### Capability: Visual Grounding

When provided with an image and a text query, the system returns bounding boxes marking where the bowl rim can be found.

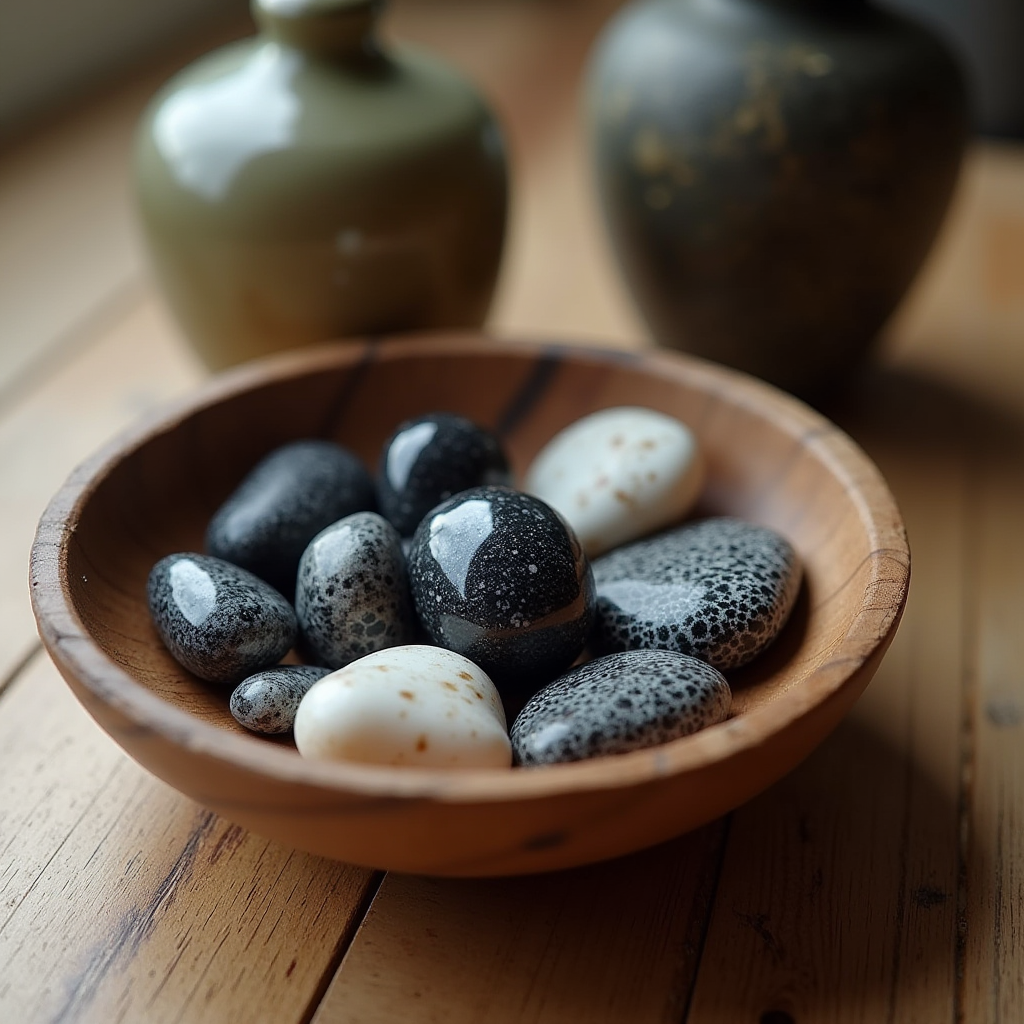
[30,334,910,804]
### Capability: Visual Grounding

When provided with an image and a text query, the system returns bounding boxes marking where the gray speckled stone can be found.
[592,517,801,670]
[296,512,417,669]
[206,440,375,598]
[511,650,730,765]
[230,665,331,734]
[147,553,297,685]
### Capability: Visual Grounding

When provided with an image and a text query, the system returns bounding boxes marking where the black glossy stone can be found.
[592,517,801,670]
[147,553,297,685]
[230,665,331,735]
[377,413,510,536]
[511,650,731,765]
[206,439,375,597]
[296,512,418,669]
[407,486,595,705]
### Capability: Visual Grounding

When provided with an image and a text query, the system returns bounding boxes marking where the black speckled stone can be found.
[296,512,418,668]
[206,439,375,598]
[230,665,331,735]
[377,413,511,536]
[511,650,731,765]
[147,553,297,685]
[407,486,595,706]
[592,517,801,670]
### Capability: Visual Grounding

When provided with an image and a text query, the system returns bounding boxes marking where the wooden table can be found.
[2,3,1023,1021]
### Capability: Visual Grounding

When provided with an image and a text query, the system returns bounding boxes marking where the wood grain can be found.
[684,373,970,1023]
[314,824,726,1024]
[390,0,645,347]
[0,296,203,685]
[961,416,1024,1022]
[0,652,377,1024]
[0,15,250,404]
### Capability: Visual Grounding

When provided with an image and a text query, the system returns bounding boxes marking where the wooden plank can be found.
[0,652,378,1024]
[0,14,249,400]
[390,0,644,347]
[0,296,204,683]
[680,381,967,1022]
[882,143,1024,410]
[313,824,725,1024]
[960,420,1024,1022]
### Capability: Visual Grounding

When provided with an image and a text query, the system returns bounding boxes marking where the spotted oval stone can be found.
[524,406,704,557]
[592,517,801,670]
[377,413,511,536]
[147,553,297,684]
[407,486,595,708]
[296,512,418,669]
[511,650,731,765]
[230,665,331,734]
[206,439,375,597]
[293,646,511,768]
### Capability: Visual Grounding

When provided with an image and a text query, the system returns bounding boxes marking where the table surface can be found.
[2,3,1023,1022]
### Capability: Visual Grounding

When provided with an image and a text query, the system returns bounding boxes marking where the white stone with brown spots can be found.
[524,406,704,558]
[293,646,511,768]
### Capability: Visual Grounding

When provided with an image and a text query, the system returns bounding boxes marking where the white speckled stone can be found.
[293,646,512,768]
[524,406,704,557]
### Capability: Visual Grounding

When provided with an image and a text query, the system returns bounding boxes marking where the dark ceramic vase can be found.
[135,0,508,369]
[587,0,968,398]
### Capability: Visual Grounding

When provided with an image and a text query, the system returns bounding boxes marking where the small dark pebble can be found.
[206,439,375,597]
[511,650,731,765]
[230,665,332,735]
[377,413,510,536]
[147,553,297,685]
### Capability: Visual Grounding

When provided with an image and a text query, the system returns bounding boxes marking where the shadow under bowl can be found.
[30,334,910,876]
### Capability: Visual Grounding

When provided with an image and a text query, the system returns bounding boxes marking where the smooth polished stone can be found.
[592,517,801,670]
[230,665,331,735]
[148,553,297,684]
[407,486,595,704]
[377,412,511,536]
[525,405,704,557]
[293,646,511,768]
[511,650,731,765]
[296,512,417,669]
[206,439,375,597]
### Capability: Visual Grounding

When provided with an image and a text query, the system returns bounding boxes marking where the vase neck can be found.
[252,0,384,59]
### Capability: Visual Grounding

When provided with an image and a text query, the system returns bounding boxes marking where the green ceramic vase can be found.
[587,0,967,399]
[135,0,509,369]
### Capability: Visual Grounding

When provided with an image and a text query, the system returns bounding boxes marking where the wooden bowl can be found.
[30,335,909,876]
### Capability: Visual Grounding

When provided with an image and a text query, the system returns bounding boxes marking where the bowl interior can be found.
[60,337,892,772]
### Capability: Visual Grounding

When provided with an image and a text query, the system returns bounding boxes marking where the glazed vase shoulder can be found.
[587,0,967,399]
[135,0,509,369]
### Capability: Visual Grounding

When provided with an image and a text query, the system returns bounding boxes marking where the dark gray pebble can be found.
[511,650,731,765]
[296,512,418,668]
[592,517,801,670]
[407,486,595,707]
[230,665,331,735]
[377,413,510,536]
[206,439,375,597]
[147,553,297,684]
